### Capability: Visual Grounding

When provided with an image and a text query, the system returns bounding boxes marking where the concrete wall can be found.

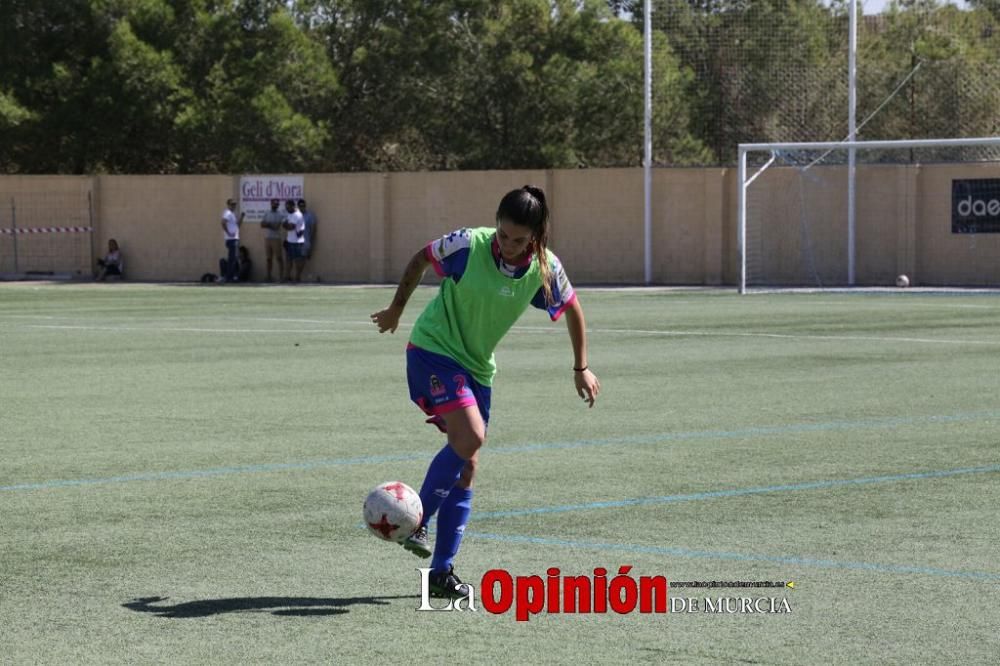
[917,164,1000,285]
[2,164,1000,285]
[96,175,231,281]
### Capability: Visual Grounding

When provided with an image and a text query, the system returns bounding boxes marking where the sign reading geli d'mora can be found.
[239,175,304,223]
[952,178,1000,233]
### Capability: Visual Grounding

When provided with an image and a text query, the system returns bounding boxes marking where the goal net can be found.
[738,137,1000,293]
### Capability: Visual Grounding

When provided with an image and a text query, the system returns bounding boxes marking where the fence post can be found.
[88,190,95,277]
[10,197,17,274]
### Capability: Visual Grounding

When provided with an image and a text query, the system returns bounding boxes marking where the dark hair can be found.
[270,199,279,206]
[285,199,296,207]
[496,186,553,303]
[297,199,306,206]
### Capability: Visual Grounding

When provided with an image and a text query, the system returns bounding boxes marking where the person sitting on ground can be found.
[218,245,253,284]
[236,245,252,283]
[96,239,123,281]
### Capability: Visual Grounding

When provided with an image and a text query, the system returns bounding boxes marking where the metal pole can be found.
[643,0,653,285]
[738,149,747,294]
[848,0,858,285]
[88,190,96,278]
[10,197,18,274]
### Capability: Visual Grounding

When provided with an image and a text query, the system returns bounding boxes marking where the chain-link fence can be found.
[649,0,1000,165]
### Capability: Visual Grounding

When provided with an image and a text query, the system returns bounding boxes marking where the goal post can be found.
[738,137,1000,293]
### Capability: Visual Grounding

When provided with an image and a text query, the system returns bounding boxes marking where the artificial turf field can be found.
[2,282,999,664]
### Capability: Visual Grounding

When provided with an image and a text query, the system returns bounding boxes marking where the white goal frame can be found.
[738,136,1000,294]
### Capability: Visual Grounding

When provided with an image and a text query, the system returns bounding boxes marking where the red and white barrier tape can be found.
[0,226,93,235]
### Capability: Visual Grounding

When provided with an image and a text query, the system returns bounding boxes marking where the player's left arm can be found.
[564,298,600,408]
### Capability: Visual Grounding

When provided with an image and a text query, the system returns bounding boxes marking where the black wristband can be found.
[573,366,588,372]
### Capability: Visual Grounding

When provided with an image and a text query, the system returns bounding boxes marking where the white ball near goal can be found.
[896,274,910,288]
[363,481,423,543]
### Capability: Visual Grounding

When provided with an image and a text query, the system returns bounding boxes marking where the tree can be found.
[173,3,339,172]
[648,0,842,163]
[858,0,1000,149]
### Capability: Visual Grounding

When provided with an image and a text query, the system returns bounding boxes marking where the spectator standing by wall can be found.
[221,198,244,283]
[283,199,306,283]
[298,198,318,279]
[261,198,286,282]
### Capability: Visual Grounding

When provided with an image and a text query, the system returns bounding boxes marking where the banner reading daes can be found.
[952,178,1000,233]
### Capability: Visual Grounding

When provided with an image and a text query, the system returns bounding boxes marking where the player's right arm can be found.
[370,248,431,334]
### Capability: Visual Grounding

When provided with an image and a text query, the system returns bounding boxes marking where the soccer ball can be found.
[363,481,423,543]
[896,274,910,288]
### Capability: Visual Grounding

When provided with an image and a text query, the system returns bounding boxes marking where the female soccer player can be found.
[370,185,601,598]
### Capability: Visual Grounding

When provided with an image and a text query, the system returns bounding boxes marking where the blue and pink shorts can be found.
[406,344,491,433]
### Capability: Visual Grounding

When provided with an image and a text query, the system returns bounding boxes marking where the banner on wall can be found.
[239,175,304,222]
[952,178,1000,233]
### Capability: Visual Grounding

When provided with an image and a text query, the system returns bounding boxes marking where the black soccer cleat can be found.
[402,525,432,559]
[428,566,472,599]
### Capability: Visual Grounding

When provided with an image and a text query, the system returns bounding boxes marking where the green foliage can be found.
[0,91,34,128]
[969,0,1000,21]
[1,0,996,173]
[858,1,1000,142]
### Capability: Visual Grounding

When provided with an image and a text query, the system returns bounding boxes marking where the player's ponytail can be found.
[497,185,554,305]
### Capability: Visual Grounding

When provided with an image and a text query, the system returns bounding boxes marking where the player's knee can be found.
[459,458,477,486]
[450,433,483,461]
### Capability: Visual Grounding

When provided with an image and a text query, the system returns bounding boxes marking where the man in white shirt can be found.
[220,198,244,283]
[282,199,306,283]
[298,197,317,263]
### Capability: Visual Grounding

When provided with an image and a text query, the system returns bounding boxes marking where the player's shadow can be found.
[122,594,417,618]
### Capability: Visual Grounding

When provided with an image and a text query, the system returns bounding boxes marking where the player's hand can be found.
[370,306,402,334]
[575,369,600,408]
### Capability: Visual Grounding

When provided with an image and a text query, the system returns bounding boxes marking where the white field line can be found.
[248,317,372,325]
[511,325,1000,346]
[3,314,372,324]
[16,321,1000,346]
[775,300,995,310]
[23,324,363,334]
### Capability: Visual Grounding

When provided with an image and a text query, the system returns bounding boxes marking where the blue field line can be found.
[471,464,1000,521]
[2,409,999,493]
[464,532,1000,582]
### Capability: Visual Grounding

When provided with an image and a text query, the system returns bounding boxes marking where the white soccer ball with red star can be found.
[363,481,423,543]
